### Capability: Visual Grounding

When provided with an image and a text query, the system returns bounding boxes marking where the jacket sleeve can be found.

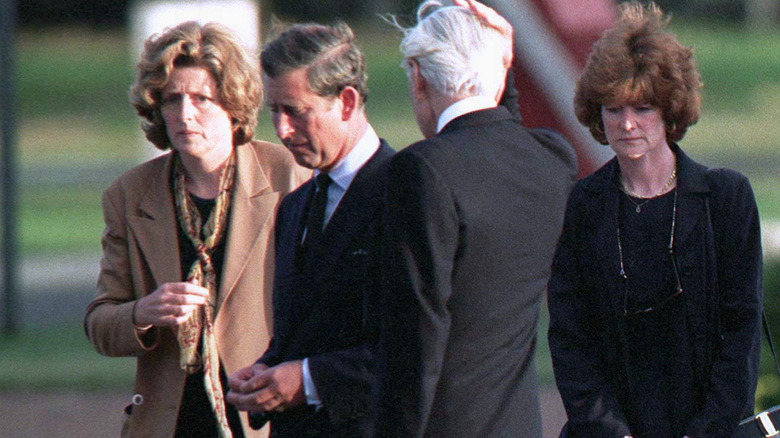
[83,185,160,357]
[374,150,460,437]
[308,344,376,425]
[547,187,633,437]
[256,195,297,369]
[686,169,762,438]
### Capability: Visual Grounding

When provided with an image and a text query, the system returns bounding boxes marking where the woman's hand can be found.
[133,281,209,328]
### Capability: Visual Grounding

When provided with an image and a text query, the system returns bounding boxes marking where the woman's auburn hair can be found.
[129,21,262,150]
[574,1,703,145]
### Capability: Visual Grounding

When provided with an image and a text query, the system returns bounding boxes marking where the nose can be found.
[619,109,635,131]
[274,112,294,141]
[178,96,198,120]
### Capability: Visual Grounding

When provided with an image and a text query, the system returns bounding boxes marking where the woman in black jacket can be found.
[547,3,762,437]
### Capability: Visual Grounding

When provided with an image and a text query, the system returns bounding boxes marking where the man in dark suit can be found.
[227,22,394,438]
[374,1,577,436]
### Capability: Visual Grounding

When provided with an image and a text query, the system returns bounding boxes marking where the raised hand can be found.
[132,281,209,328]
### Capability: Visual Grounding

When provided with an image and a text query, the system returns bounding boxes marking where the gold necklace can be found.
[620,167,677,213]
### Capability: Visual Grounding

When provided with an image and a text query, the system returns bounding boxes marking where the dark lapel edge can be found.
[311,142,394,281]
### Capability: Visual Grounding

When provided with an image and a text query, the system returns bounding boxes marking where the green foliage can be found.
[0,324,134,391]
[670,21,780,176]
[672,21,780,112]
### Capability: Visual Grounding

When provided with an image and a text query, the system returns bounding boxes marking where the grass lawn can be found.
[5,18,780,393]
[0,324,135,391]
[15,20,780,257]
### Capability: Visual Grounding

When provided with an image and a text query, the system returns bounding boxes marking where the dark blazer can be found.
[375,106,577,437]
[547,146,762,437]
[250,141,394,438]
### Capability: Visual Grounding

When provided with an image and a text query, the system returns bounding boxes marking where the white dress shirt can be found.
[302,124,381,407]
[436,95,497,134]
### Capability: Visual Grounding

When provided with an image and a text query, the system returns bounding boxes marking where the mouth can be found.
[284,141,309,151]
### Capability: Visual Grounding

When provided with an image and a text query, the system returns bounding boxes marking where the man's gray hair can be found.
[399,0,508,100]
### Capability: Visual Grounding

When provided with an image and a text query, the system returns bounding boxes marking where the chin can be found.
[292,155,317,170]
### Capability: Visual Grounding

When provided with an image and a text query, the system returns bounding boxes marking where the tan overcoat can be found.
[84,140,309,438]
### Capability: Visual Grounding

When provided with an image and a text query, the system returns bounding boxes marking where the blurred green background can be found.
[2,0,780,414]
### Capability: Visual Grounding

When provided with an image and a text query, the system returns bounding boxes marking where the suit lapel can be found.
[218,144,278,310]
[310,143,391,281]
[127,153,181,289]
[598,187,625,317]
[585,159,630,318]
[672,147,710,249]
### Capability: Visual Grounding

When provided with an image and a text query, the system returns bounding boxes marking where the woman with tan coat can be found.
[84,21,307,437]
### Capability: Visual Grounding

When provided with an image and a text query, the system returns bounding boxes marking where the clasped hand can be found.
[227,361,306,413]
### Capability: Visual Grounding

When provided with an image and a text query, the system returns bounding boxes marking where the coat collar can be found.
[308,140,394,281]
[584,144,712,317]
[130,153,180,289]
[584,144,711,250]
[128,143,276,309]
[219,142,276,309]
[580,144,710,196]
[438,105,514,135]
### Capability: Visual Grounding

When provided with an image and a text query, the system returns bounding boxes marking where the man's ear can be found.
[494,67,509,104]
[338,86,360,121]
[409,59,427,100]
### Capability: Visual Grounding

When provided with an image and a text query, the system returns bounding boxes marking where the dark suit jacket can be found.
[375,107,577,437]
[547,146,762,438]
[251,141,395,438]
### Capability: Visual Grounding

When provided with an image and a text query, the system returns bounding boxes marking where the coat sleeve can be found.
[84,185,160,357]
[374,150,460,437]
[686,170,763,438]
[547,187,633,437]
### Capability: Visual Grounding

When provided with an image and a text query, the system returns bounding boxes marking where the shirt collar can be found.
[437,96,497,133]
[314,124,380,191]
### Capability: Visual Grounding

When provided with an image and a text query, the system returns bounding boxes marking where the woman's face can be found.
[601,103,668,161]
[161,66,233,165]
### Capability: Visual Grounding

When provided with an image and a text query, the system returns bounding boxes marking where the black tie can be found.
[303,173,332,254]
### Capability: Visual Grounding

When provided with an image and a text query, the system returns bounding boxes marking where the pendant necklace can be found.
[623,196,652,214]
[620,167,677,213]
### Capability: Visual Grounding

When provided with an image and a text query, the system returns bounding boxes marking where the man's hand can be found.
[227,361,306,413]
[133,281,209,328]
[228,363,269,390]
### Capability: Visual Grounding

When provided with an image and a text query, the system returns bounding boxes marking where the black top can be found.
[174,194,244,437]
[178,195,227,280]
[619,191,694,437]
[548,146,762,437]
